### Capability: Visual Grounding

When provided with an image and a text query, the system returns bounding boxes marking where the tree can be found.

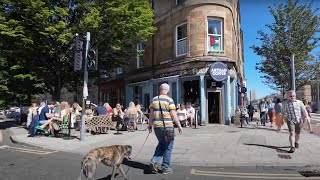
[0,0,155,102]
[251,0,320,95]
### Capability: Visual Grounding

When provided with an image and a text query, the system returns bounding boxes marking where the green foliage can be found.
[0,0,155,105]
[251,0,320,93]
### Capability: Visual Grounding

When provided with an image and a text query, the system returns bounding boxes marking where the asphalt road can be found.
[1,116,320,180]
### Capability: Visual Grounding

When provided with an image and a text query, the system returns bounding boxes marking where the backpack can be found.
[28,114,40,137]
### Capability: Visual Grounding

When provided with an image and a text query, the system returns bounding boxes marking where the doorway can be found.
[207,90,221,124]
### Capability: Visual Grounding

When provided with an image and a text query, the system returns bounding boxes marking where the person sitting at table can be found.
[113,103,124,129]
[125,102,138,130]
[177,102,188,127]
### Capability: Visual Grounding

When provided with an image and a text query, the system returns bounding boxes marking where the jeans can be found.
[151,127,174,169]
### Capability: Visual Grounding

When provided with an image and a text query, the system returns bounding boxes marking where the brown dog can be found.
[78,145,132,180]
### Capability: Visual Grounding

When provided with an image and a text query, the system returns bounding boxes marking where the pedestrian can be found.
[282,90,309,153]
[148,83,183,175]
[247,102,255,122]
[27,103,38,128]
[258,99,268,126]
[274,98,283,132]
[303,100,313,134]
[267,99,275,127]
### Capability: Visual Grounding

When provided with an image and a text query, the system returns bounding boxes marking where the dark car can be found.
[14,104,30,125]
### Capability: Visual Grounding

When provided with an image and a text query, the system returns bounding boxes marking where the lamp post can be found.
[80,32,90,141]
[317,63,320,114]
[290,54,295,91]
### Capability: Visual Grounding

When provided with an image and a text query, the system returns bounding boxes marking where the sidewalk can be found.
[7,117,320,167]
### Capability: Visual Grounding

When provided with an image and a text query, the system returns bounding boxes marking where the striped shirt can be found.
[150,95,176,127]
[283,100,305,124]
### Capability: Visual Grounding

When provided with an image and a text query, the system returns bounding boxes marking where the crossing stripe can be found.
[190,169,320,179]
[0,145,57,155]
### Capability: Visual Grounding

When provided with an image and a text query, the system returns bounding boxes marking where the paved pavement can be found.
[4,113,320,167]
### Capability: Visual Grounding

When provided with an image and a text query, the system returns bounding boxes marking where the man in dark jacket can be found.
[247,102,255,122]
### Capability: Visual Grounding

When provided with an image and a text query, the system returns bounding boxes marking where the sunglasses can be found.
[289,95,295,97]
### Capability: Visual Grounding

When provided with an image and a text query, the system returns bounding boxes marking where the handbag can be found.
[158,96,175,141]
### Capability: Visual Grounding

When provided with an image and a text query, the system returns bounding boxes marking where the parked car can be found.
[5,107,19,118]
[14,105,30,125]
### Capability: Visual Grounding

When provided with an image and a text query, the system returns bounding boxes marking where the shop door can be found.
[207,90,221,124]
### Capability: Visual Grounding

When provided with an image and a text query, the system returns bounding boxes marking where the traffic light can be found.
[74,38,84,72]
[87,49,98,71]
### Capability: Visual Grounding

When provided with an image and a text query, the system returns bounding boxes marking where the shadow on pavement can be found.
[0,119,20,130]
[244,143,291,153]
[123,159,154,174]
[97,159,153,180]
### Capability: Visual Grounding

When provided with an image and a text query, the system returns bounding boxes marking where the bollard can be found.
[194,109,199,129]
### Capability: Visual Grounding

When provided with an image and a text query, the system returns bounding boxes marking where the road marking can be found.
[0,145,57,155]
[190,169,320,179]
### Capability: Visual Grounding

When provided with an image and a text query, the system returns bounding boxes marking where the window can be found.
[176,0,184,5]
[116,67,123,74]
[208,19,223,53]
[176,23,187,56]
[137,43,144,68]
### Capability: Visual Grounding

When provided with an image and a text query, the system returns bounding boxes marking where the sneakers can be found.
[162,167,173,174]
[35,126,44,131]
[289,147,295,153]
[149,162,158,174]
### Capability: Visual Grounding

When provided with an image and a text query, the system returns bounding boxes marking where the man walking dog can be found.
[148,83,182,174]
[282,90,309,153]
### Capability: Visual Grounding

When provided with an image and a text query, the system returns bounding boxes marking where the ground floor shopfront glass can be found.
[125,74,238,125]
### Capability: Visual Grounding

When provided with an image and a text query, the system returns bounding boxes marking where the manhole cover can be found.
[299,170,320,177]
[278,154,292,159]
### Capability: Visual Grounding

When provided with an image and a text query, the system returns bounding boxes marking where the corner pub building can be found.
[99,0,245,125]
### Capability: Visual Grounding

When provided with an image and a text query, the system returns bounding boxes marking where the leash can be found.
[125,131,151,175]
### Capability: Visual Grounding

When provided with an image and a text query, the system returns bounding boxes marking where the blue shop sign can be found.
[209,62,228,81]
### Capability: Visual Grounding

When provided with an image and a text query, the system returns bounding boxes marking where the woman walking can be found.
[274,98,283,132]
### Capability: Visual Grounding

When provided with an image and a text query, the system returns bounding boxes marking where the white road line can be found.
[0,145,57,155]
[190,169,320,179]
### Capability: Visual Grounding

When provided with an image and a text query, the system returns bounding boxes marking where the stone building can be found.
[99,0,245,125]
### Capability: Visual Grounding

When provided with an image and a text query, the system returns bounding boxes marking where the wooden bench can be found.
[85,115,115,134]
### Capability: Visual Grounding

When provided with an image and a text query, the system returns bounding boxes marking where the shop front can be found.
[124,61,238,125]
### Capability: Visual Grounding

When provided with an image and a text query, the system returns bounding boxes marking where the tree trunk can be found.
[52,72,61,101]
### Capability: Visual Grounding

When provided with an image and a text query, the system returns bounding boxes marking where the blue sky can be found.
[240,0,320,99]
[240,0,281,99]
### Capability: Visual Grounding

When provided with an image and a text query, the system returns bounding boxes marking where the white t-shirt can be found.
[187,107,195,118]
[177,109,187,121]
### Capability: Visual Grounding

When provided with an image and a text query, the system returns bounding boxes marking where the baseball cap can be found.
[160,83,170,91]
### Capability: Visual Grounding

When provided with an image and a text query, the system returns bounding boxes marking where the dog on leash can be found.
[78,145,132,180]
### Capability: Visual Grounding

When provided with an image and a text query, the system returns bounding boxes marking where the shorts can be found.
[286,120,303,134]
[39,120,49,124]
[127,118,135,123]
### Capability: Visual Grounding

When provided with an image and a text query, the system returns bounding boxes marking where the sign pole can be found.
[80,32,90,141]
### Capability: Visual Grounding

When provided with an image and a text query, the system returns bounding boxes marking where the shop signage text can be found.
[157,67,209,78]
[209,62,228,81]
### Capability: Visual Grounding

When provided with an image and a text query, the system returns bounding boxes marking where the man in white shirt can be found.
[259,99,268,126]
[186,102,195,127]
[282,90,309,153]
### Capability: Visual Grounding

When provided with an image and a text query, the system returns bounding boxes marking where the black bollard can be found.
[63,112,75,140]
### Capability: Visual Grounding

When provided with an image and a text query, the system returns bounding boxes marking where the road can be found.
[1,116,320,180]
